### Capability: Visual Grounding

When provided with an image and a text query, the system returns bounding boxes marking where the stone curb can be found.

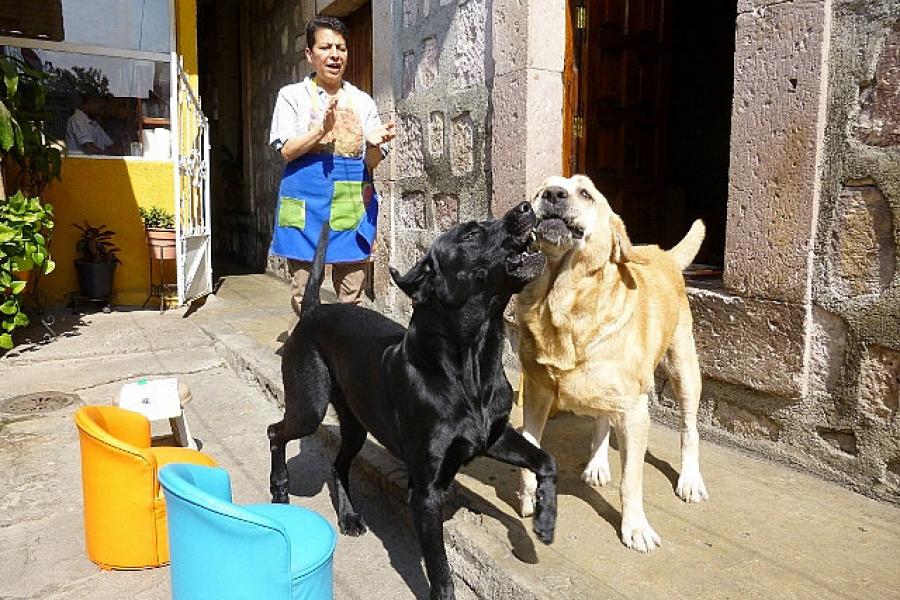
[200,322,547,600]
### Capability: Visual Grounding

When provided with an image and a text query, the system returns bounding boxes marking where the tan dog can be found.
[515,174,708,553]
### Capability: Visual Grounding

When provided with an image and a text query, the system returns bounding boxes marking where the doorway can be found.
[197,0,253,276]
[342,2,373,96]
[568,0,736,267]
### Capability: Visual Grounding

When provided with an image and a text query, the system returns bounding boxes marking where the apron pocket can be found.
[329,181,365,231]
[278,197,306,229]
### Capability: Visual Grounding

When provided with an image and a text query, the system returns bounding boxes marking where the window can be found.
[0,0,174,159]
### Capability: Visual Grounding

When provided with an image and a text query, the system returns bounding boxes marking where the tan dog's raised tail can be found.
[515,174,708,553]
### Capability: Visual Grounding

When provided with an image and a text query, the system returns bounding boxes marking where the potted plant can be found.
[73,221,120,299]
[138,206,176,260]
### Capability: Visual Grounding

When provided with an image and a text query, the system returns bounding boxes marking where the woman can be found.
[269,16,395,312]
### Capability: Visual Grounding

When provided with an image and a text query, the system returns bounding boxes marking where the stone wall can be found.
[654,0,899,505]
[387,0,492,314]
[810,0,900,501]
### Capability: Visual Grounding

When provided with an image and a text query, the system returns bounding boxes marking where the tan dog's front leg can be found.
[518,374,554,518]
[581,415,612,487]
[612,398,661,553]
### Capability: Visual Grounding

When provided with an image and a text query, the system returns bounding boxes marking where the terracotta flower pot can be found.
[145,227,176,260]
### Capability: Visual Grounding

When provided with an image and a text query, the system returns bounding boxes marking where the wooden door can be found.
[573,0,671,244]
[343,2,373,96]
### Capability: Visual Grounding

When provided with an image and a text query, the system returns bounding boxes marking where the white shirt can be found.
[65,108,113,154]
[269,75,387,157]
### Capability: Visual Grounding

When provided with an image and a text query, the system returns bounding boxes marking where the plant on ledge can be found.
[138,206,175,230]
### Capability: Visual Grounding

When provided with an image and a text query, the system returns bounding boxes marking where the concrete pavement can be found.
[2,273,899,599]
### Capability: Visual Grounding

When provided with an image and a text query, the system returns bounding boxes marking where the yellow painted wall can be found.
[38,0,199,307]
[42,159,175,306]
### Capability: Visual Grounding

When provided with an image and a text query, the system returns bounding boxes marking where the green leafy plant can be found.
[138,206,175,229]
[0,191,55,349]
[0,55,63,197]
[74,222,121,264]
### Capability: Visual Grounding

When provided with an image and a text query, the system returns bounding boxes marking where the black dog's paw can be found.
[532,510,556,545]
[338,513,368,536]
[271,490,290,504]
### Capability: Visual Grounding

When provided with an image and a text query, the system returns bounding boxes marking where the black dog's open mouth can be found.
[505,204,546,281]
[535,217,584,246]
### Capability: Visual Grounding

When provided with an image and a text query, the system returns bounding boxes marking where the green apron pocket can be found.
[278,197,306,229]
[329,181,365,231]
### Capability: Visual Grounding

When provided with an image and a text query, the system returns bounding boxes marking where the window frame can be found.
[0,0,177,161]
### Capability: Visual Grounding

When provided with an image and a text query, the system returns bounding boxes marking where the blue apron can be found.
[271,153,378,263]
[270,81,379,263]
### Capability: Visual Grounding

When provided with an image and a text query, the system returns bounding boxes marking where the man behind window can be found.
[65,94,114,155]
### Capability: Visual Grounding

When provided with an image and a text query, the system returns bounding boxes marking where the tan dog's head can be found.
[531,174,639,264]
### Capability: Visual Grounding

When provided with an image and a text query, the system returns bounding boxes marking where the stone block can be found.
[525,69,564,197]
[491,0,527,76]
[402,50,416,98]
[526,0,565,72]
[827,185,896,298]
[857,345,900,420]
[855,21,900,146]
[725,2,828,302]
[428,112,445,157]
[396,114,424,178]
[417,37,439,89]
[491,70,527,216]
[453,0,486,89]
[403,0,417,27]
[713,401,781,441]
[688,286,806,398]
[399,191,427,229]
[451,113,475,175]
[808,306,848,395]
[281,24,290,55]
[434,193,460,231]
[422,0,430,19]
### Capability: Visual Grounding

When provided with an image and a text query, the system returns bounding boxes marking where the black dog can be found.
[268,201,557,600]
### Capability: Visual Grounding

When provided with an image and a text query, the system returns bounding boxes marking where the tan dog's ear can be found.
[610,214,640,264]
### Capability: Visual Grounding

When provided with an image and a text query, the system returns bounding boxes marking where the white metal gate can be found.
[172,56,212,305]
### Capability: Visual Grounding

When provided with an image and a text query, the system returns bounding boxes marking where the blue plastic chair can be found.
[158,463,336,600]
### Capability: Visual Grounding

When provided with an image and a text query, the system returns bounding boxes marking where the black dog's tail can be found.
[300,224,331,318]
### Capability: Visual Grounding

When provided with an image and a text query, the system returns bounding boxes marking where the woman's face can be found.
[305,28,347,88]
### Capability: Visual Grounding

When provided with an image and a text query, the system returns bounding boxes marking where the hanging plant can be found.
[1,54,60,351]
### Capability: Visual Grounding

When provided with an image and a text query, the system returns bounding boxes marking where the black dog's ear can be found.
[389,254,434,303]
[390,253,457,305]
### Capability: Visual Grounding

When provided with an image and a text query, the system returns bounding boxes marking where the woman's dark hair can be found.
[306,16,348,49]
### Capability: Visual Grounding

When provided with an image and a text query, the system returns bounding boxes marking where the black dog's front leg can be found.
[486,425,557,544]
[409,486,455,600]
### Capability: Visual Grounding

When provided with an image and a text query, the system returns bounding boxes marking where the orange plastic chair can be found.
[74,405,216,569]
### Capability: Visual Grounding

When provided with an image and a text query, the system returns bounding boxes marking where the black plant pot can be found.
[74,260,117,300]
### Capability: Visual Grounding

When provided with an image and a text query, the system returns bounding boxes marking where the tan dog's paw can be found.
[620,517,661,553]
[676,470,709,503]
[580,461,611,487]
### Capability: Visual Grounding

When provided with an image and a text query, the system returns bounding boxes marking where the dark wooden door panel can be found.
[343,2,373,96]
[578,0,670,242]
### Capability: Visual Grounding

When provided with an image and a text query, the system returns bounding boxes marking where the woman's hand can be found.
[366,120,396,148]
[321,97,338,136]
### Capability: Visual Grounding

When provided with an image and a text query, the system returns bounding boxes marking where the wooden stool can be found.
[113,378,196,449]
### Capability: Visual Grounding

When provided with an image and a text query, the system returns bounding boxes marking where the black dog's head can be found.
[389,201,545,308]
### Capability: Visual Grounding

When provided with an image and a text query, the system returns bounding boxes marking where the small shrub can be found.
[138,206,175,229]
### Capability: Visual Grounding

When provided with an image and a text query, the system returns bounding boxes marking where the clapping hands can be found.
[366,121,396,148]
